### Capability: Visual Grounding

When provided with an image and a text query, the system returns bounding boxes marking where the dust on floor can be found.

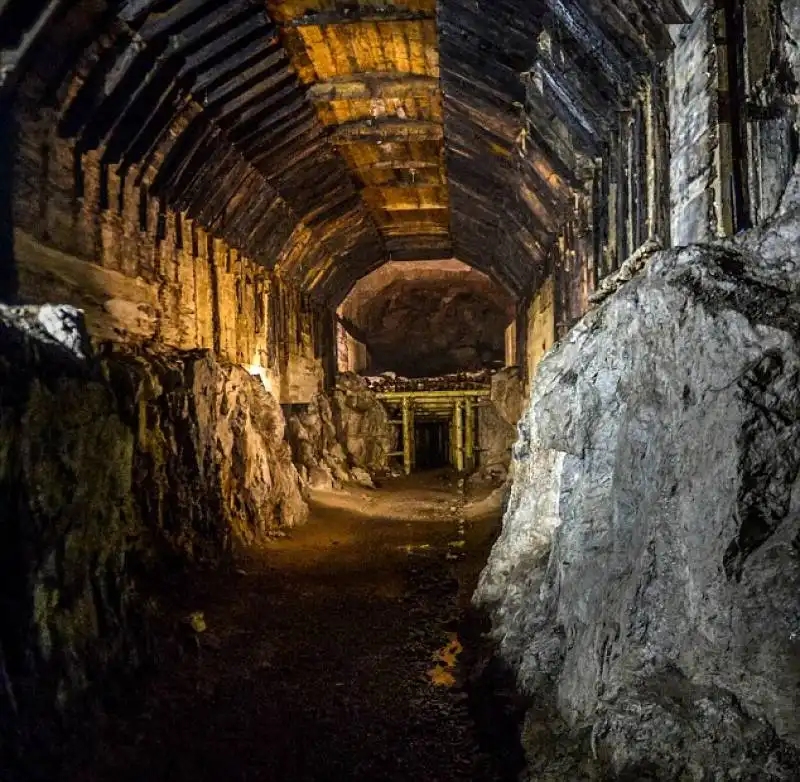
[56,470,519,782]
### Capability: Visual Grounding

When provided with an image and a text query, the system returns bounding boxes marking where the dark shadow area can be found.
[0,96,18,301]
[42,478,517,782]
[459,608,530,782]
[415,421,450,470]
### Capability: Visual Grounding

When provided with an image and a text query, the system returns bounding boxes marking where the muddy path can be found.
[57,471,523,782]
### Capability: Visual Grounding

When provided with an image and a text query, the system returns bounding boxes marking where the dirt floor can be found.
[56,470,525,782]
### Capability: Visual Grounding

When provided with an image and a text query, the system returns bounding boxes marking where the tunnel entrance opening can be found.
[378,389,488,475]
[414,421,450,471]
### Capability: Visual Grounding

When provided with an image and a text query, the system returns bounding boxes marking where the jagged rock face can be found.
[331,373,394,473]
[288,373,394,487]
[476,199,800,779]
[106,349,308,557]
[477,367,525,481]
[358,278,509,377]
[0,308,306,761]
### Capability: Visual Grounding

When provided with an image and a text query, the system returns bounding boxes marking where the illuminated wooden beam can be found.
[330,120,443,144]
[279,9,434,26]
[375,203,449,211]
[353,160,440,172]
[308,74,439,102]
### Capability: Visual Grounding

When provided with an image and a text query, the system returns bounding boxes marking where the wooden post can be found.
[402,396,412,476]
[465,397,475,471]
[453,399,464,472]
[409,399,416,472]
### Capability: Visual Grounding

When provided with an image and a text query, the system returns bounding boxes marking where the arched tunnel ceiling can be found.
[1,0,690,304]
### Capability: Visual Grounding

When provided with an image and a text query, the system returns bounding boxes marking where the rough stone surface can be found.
[331,373,394,473]
[476,191,800,779]
[340,260,514,378]
[489,367,525,430]
[475,368,525,482]
[0,307,307,765]
[288,373,394,487]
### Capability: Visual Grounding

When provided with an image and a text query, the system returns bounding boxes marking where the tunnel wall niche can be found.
[340,260,515,378]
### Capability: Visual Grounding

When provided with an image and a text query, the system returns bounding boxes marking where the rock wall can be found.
[0,306,306,766]
[288,372,394,490]
[476,181,800,779]
[477,367,525,483]
[340,260,514,378]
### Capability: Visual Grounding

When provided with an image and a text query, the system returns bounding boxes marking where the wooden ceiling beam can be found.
[308,73,439,102]
[353,160,440,172]
[278,9,434,26]
[330,119,443,144]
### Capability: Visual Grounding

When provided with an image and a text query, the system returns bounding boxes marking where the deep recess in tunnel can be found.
[415,421,449,471]
[2,0,800,780]
[340,260,514,377]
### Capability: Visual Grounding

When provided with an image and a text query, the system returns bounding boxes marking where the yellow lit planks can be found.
[268,0,451,257]
[287,21,438,83]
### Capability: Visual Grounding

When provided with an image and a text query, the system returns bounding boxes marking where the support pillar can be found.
[465,398,475,471]
[453,399,464,473]
[402,396,413,476]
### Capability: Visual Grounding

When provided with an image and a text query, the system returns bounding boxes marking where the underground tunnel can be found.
[1,0,800,779]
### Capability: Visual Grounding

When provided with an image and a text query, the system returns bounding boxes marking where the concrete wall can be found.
[336,321,369,375]
[669,0,798,244]
[504,320,517,367]
[668,1,717,244]
[10,118,329,404]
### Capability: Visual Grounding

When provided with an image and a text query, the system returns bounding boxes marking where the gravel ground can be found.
[56,471,524,782]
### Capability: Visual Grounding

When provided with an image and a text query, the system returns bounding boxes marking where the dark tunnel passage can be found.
[2,0,800,780]
[414,421,450,471]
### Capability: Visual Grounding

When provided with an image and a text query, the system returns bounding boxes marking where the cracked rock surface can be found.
[0,308,307,766]
[476,179,800,780]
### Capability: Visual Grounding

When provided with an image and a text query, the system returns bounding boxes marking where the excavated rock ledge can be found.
[477,182,800,779]
[363,370,493,393]
[288,372,394,490]
[0,307,306,765]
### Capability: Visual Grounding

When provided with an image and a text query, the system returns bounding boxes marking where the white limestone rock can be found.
[0,303,91,359]
[476,193,800,780]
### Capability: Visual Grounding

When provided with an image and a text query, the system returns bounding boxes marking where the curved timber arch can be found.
[1,0,691,304]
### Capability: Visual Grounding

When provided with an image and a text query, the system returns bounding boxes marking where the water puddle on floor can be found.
[428,633,463,687]
[398,543,433,554]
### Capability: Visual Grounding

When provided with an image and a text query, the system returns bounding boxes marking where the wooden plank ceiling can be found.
[266,0,451,274]
[5,0,691,303]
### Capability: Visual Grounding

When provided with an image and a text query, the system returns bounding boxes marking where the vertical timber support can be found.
[409,401,416,472]
[402,396,413,476]
[465,398,475,472]
[453,399,464,473]
[376,391,490,474]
